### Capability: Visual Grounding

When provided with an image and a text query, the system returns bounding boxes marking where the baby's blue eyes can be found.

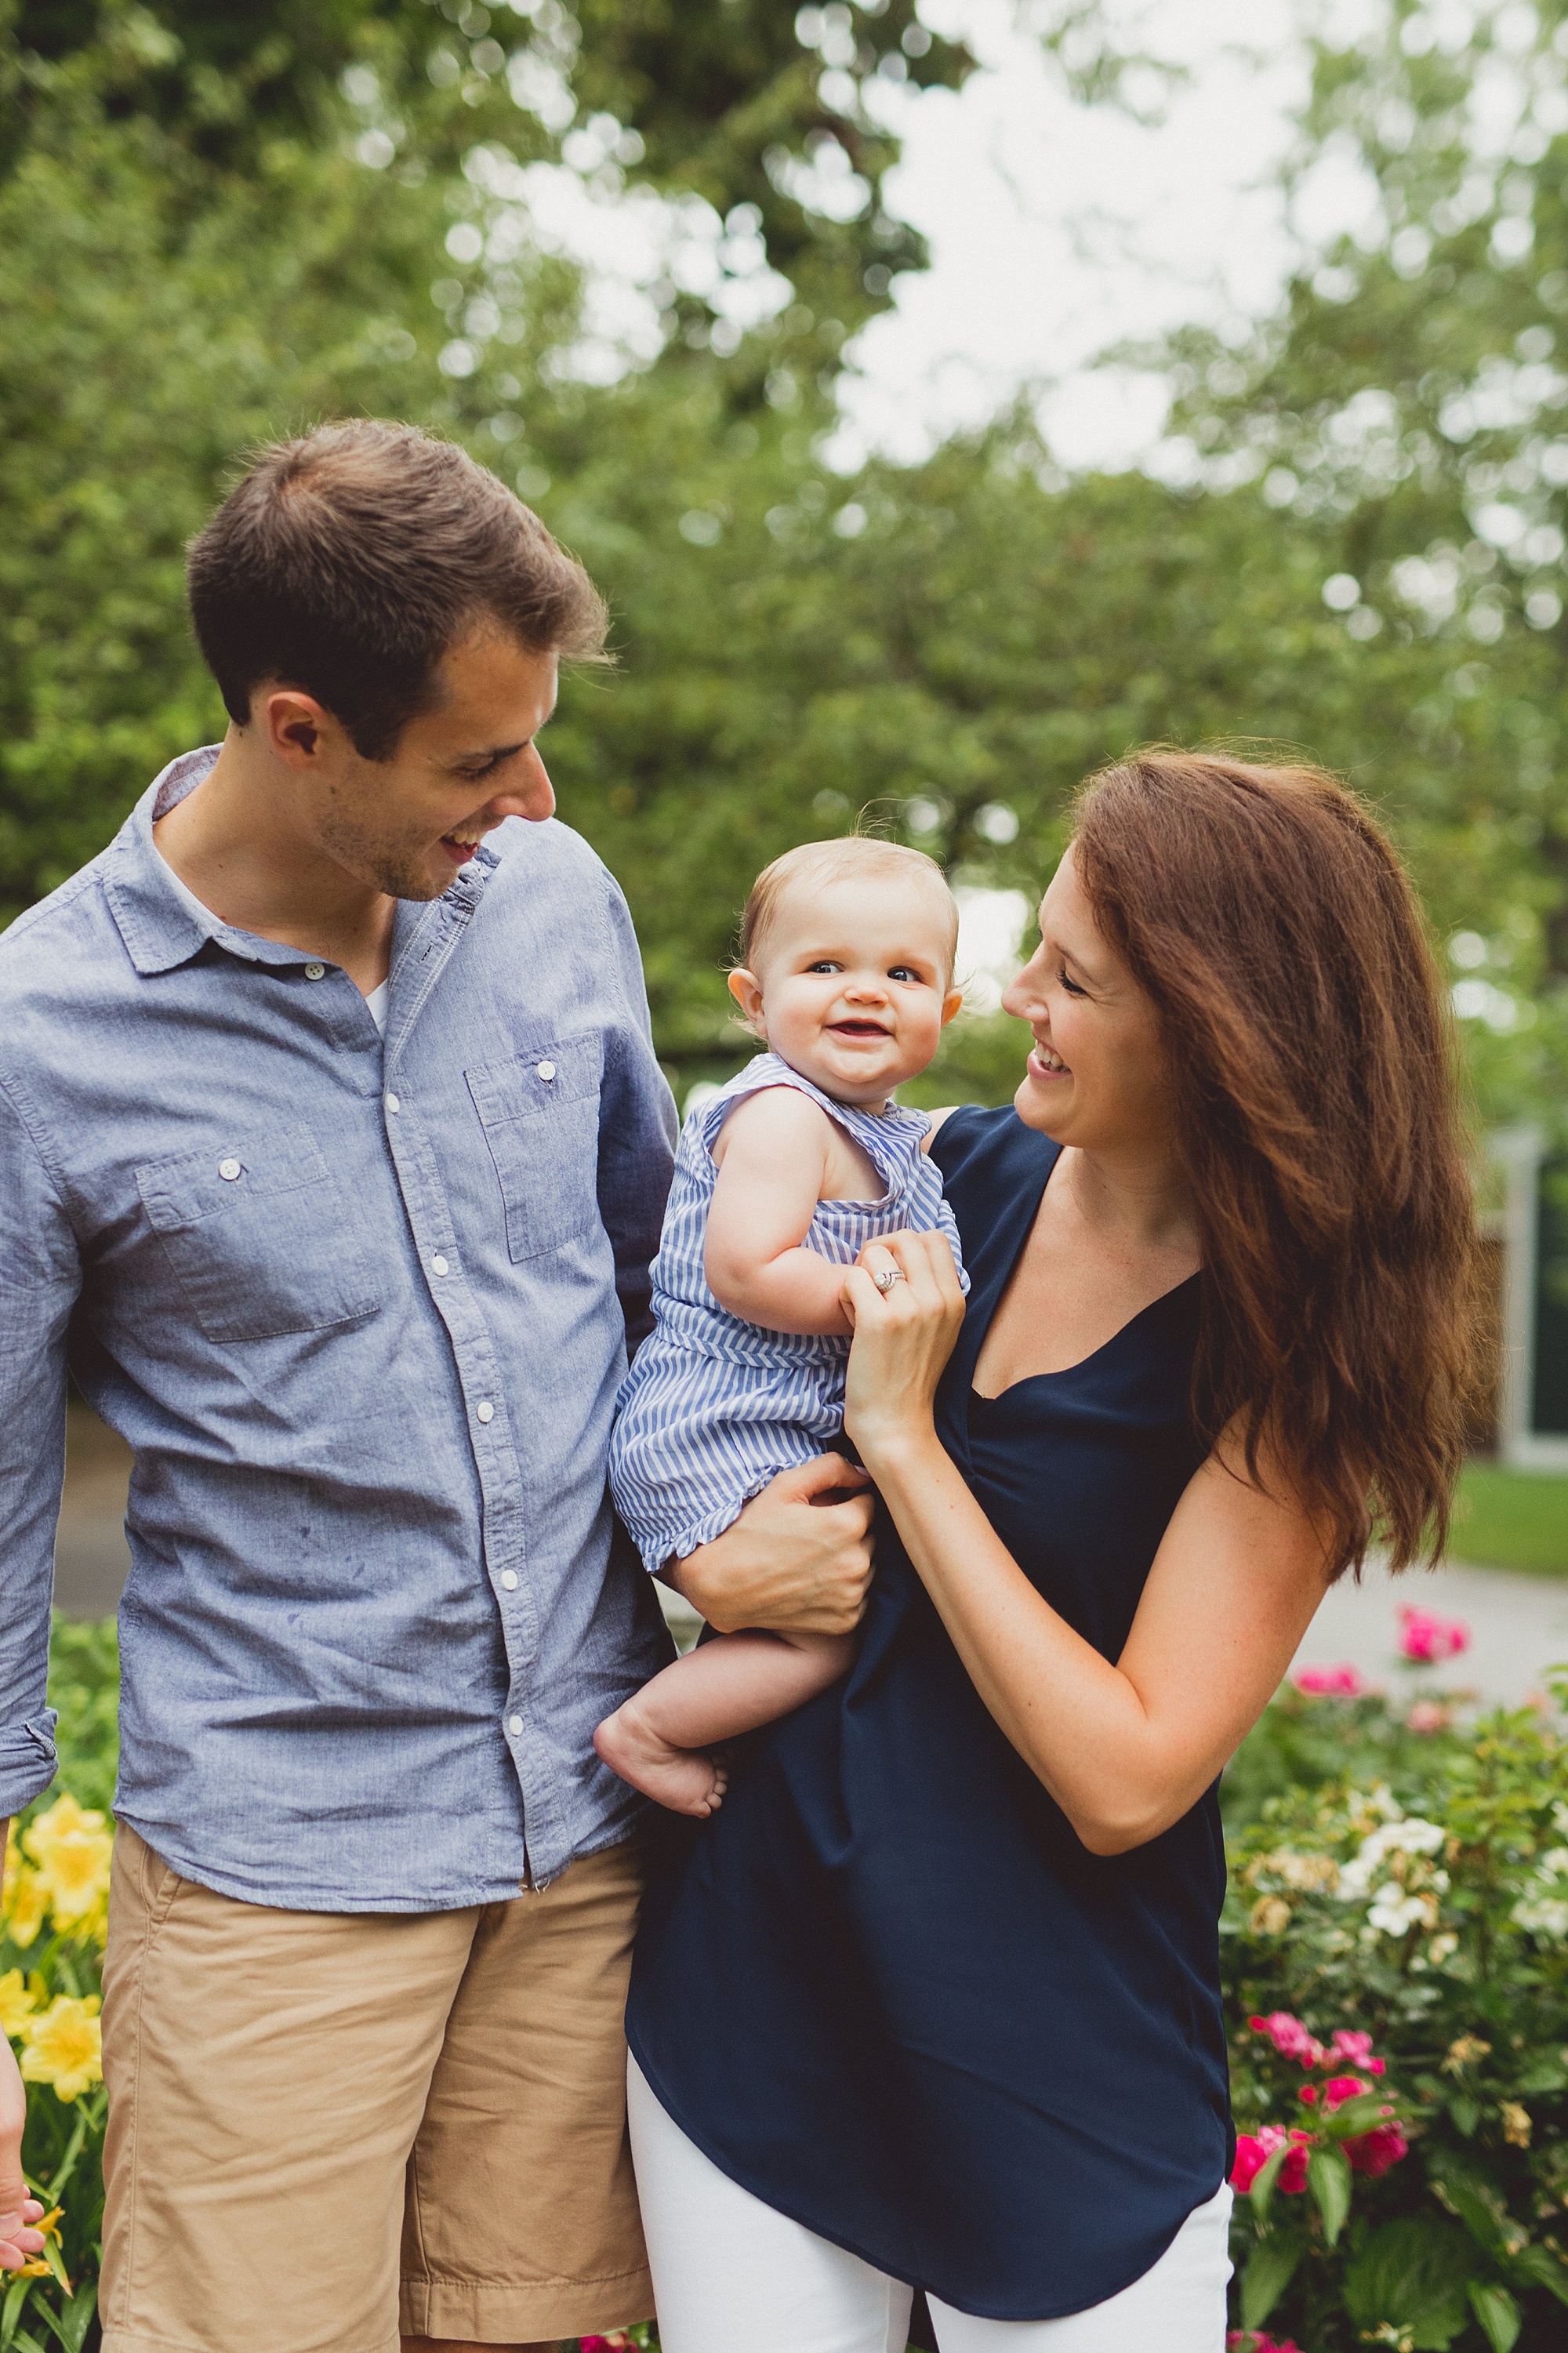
[804,960,926,983]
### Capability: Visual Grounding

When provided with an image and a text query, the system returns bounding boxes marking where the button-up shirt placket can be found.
[378,878,564,1882]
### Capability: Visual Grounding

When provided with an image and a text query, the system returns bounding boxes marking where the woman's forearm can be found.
[866,1434,1177,1853]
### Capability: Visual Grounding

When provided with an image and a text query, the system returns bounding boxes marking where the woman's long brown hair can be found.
[1072,750,1475,1579]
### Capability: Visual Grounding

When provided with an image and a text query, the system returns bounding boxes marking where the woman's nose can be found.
[1001,963,1046,1020]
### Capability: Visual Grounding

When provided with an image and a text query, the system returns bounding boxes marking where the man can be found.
[0,422,874,2353]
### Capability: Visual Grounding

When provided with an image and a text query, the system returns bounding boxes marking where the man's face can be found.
[267,627,560,902]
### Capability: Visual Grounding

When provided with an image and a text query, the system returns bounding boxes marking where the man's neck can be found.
[154,732,395,997]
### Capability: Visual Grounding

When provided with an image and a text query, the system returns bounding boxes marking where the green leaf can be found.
[59,2285,96,2353]
[1509,2242,1568,2308]
[1247,2139,1289,2224]
[1308,2143,1352,2246]
[1240,2230,1304,2331]
[0,2275,29,2353]
[1449,2095,1481,2137]
[1468,2280,1523,2353]
[1344,2217,1476,2351]
[1429,2162,1512,2262]
[32,2283,96,2353]
[1322,2091,1398,2139]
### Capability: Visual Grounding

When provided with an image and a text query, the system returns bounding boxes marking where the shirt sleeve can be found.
[596,869,678,1356]
[0,1076,77,1816]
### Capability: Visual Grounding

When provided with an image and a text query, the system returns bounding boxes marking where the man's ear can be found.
[258,685,338,770]
[727,967,768,1039]
[940,986,964,1028]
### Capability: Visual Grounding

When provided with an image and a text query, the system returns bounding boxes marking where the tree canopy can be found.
[2,0,1564,1131]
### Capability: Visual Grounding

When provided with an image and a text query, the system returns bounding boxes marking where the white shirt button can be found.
[536,1060,556,1082]
[476,1400,495,1424]
[385,1093,400,1114]
[304,962,326,981]
[430,1255,449,1277]
[507,1715,523,1736]
[500,1570,518,1591]
[218,1158,241,1182]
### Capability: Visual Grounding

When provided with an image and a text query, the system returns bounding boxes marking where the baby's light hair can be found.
[736,836,960,982]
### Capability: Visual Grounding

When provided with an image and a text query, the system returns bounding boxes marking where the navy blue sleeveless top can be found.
[626,1107,1231,2321]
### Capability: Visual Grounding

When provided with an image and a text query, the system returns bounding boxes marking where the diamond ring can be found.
[873,1267,906,1294]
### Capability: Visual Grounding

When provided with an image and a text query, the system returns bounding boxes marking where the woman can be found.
[627,752,1474,2351]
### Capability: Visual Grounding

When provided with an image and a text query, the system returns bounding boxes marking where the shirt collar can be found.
[103,746,499,979]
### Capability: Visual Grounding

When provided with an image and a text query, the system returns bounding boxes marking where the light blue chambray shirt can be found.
[0,749,678,1909]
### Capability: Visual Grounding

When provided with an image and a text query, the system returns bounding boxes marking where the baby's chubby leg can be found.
[594,1630,855,1818]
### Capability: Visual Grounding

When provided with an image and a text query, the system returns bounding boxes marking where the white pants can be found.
[628,2057,1233,2353]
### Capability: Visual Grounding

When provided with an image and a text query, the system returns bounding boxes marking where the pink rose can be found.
[1329,2030,1384,2074]
[1294,1662,1366,1697]
[1344,2119,1409,2177]
[1233,2123,1312,2194]
[1249,2012,1326,2066]
[1228,2337,1305,2353]
[1322,2074,1369,2112]
[1406,1698,1450,1733]
[1398,1605,1470,1664]
[1231,2133,1273,2192]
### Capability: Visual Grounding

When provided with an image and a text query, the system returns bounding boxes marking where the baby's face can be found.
[728,876,962,1106]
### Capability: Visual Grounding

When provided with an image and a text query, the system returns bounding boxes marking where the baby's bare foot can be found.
[595,1703,730,1819]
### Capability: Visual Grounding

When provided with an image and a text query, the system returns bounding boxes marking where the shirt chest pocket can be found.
[466,1035,603,1263]
[136,1124,380,1342]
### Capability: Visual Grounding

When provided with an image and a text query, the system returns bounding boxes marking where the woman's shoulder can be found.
[928,1102,1051,1182]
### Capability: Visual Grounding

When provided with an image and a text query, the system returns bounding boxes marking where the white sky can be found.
[835,0,1374,471]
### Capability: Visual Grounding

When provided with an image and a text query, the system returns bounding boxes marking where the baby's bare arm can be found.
[705,1089,852,1335]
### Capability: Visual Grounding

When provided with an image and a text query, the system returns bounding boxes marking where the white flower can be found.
[1513,1894,1568,1939]
[1367,1884,1436,1937]
[1512,1846,1568,1941]
[1338,1817,1446,1901]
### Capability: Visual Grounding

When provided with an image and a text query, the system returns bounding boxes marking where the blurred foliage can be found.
[1222,1682,1568,2348]
[44,1619,118,1819]
[2,0,1568,1131]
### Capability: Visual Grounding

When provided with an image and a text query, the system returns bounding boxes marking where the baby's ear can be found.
[727,967,768,1039]
[940,985,965,1028]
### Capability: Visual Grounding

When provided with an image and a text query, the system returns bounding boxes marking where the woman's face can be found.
[1003,848,1178,1156]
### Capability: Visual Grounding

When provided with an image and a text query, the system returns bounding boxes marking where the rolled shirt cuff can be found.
[0,1714,60,1819]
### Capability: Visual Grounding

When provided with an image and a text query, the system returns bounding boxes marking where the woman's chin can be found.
[1013,1068,1069,1137]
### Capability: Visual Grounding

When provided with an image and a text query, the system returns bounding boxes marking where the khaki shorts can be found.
[99,1825,652,2352]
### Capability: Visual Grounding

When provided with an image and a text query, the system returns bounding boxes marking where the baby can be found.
[597,835,968,1817]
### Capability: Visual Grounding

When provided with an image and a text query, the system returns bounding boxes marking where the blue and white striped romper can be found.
[609,1051,968,1574]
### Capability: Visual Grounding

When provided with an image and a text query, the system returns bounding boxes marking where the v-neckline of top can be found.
[958,1125,1201,1403]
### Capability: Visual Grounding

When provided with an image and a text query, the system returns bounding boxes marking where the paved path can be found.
[1293,1560,1568,1708]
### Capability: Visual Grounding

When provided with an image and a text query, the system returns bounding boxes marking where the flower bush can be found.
[1223,1673,1568,2351]
[0,1793,110,2353]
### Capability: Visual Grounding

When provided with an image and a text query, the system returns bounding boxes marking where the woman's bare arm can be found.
[840,1230,1330,1854]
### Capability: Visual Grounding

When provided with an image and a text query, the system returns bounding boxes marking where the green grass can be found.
[1449,1462,1568,1578]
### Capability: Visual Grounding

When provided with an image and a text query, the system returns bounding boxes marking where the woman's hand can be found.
[840,1230,966,1471]
[0,2034,44,2271]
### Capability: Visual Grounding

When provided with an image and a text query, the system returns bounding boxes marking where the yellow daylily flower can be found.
[20,1996,102,2103]
[23,1799,113,1928]
[2,1868,49,1952]
[0,1970,35,2039]
[8,2206,67,2289]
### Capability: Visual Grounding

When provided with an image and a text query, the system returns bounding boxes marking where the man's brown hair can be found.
[187,420,608,760]
[1073,749,1475,1580]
